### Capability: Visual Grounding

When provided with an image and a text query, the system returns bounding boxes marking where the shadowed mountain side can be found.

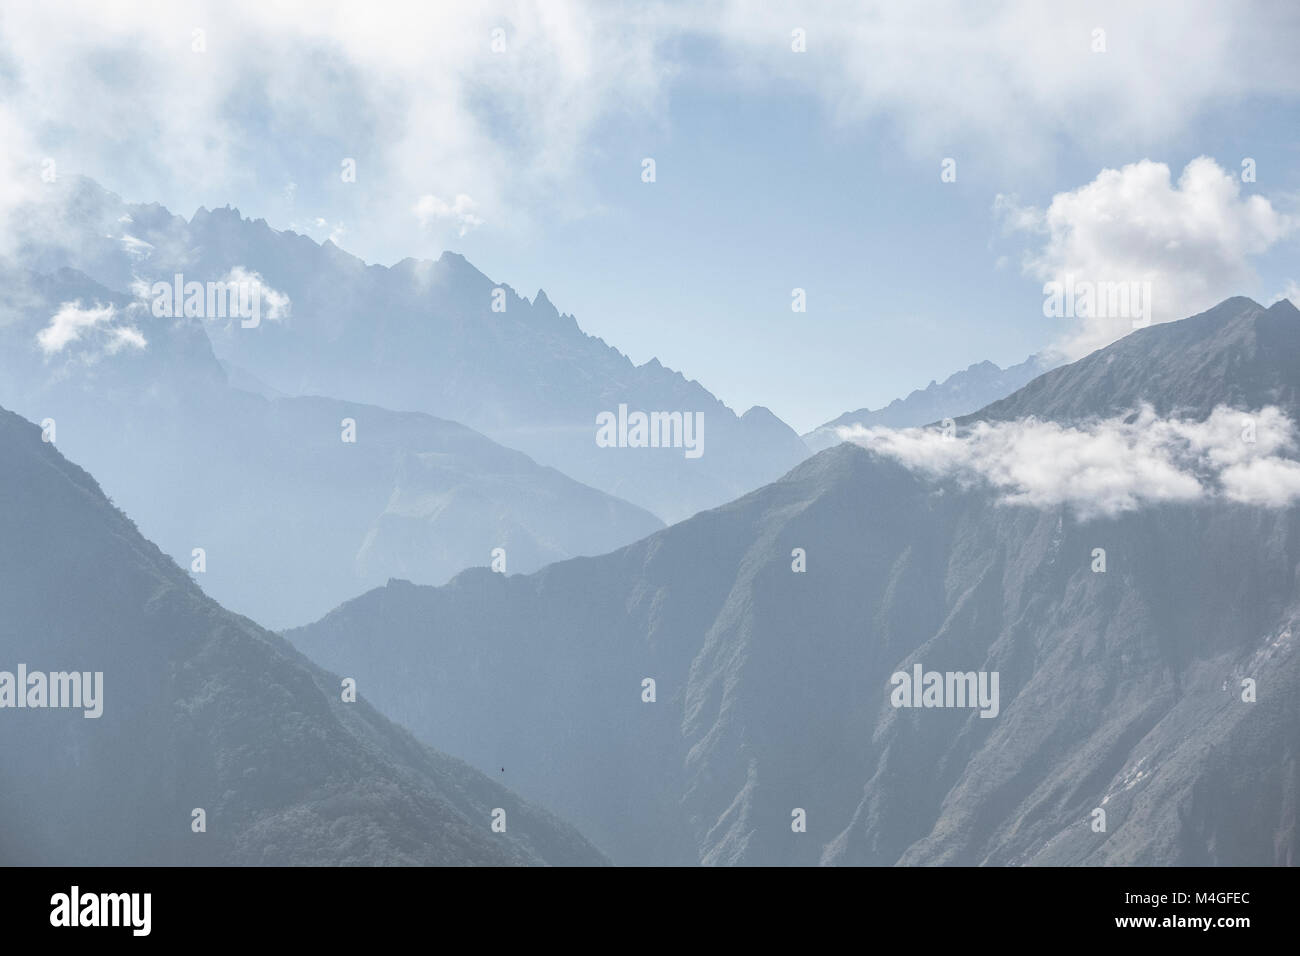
[0,405,607,866]
[964,297,1300,426]
[289,298,1300,866]
[290,441,1298,866]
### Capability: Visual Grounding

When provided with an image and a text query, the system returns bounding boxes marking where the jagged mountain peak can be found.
[533,288,557,313]
[7,176,810,522]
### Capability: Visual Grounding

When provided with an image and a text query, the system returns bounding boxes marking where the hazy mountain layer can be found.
[0,405,607,865]
[9,177,810,523]
[0,265,663,628]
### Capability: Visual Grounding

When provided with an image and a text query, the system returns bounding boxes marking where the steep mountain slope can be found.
[804,354,1053,452]
[0,405,607,866]
[967,297,1300,424]
[10,177,810,523]
[0,265,662,628]
[289,298,1300,866]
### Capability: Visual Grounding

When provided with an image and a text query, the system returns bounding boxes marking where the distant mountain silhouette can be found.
[804,354,1054,452]
[290,297,1300,865]
[9,177,810,523]
[0,405,606,865]
[0,264,662,628]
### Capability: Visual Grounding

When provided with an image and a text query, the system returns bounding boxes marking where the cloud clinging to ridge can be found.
[840,405,1300,518]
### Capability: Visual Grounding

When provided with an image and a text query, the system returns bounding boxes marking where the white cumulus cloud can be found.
[997,158,1294,359]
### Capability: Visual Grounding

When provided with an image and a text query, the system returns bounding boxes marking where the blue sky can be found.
[2,1,1299,431]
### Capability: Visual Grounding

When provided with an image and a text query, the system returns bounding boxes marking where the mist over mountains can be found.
[3,177,1297,869]
[289,297,1300,866]
[0,253,663,629]
[6,177,810,525]
[5,0,1300,892]
[0,405,606,865]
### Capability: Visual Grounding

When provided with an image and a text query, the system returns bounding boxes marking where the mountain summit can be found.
[967,297,1300,424]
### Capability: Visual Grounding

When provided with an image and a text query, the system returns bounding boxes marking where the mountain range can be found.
[6,175,1296,868]
[804,354,1055,452]
[0,263,663,628]
[289,297,1300,866]
[8,177,811,524]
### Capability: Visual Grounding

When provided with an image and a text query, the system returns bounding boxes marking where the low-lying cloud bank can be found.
[839,405,1300,517]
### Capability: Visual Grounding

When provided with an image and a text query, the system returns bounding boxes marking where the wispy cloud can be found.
[413,194,484,237]
[222,267,292,323]
[39,302,116,353]
[0,0,669,254]
[36,300,148,364]
[705,1,1300,162]
[2,1,1297,262]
